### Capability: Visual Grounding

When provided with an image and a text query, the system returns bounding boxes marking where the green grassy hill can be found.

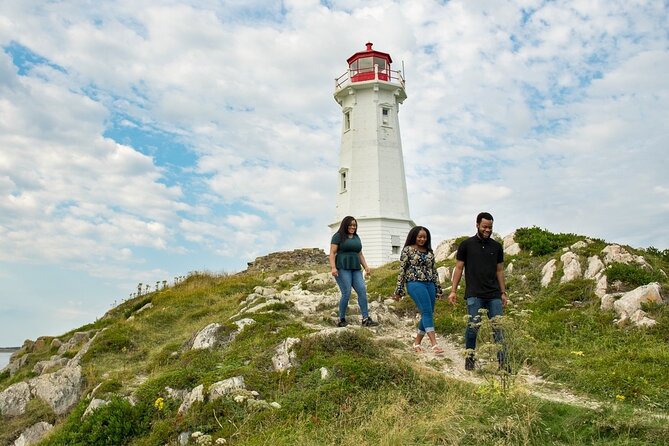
[1,228,669,445]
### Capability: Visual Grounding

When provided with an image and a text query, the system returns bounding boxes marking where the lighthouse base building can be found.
[329,43,414,267]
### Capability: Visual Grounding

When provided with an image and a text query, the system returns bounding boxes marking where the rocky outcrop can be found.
[437,266,449,284]
[33,356,69,375]
[235,280,340,321]
[178,384,204,414]
[57,331,93,355]
[246,248,328,272]
[595,275,607,298]
[584,256,605,280]
[541,259,557,287]
[601,244,649,268]
[190,323,222,350]
[0,382,31,416]
[29,365,83,415]
[503,232,521,256]
[83,398,110,418]
[612,282,663,327]
[560,252,582,283]
[12,421,53,446]
[434,239,457,262]
[271,338,301,372]
[209,376,246,400]
[0,331,100,417]
[0,364,83,416]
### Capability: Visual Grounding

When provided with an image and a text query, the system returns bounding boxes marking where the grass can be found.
[2,236,668,445]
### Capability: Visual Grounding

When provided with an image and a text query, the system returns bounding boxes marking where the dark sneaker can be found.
[465,356,475,371]
[361,317,379,327]
[337,319,349,327]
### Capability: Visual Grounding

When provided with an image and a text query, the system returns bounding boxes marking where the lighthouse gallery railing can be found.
[335,66,405,90]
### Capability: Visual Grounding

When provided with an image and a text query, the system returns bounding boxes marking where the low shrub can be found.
[606,262,663,288]
[515,226,582,256]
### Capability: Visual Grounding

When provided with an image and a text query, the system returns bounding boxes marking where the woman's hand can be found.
[364,266,371,277]
[331,268,338,278]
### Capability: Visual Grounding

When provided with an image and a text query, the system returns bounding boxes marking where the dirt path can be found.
[301,295,604,411]
[365,317,604,410]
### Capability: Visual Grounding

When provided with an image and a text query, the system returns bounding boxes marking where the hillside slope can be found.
[1,227,669,445]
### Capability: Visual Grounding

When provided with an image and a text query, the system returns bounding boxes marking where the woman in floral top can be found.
[394,226,444,353]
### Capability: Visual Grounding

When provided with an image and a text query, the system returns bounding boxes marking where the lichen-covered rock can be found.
[83,398,110,418]
[271,338,300,372]
[560,252,582,283]
[57,331,92,355]
[191,323,222,350]
[13,421,53,446]
[178,384,204,414]
[30,364,83,415]
[0,382,31,416]
[246,248,327,272]
[209,376,246,401]
[613,283,663,327]
[435,239,457,262]
[541,259,557,287]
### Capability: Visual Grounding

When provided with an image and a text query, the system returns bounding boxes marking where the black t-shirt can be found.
[456,235,504,299]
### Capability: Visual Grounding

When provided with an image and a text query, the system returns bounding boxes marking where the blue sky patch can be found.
[3,41,66,76]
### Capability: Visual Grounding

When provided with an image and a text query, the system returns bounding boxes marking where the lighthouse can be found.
[330,42,415,266]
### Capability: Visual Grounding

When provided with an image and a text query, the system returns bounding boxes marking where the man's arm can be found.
[496,262,507,306]
[448,260,465,304]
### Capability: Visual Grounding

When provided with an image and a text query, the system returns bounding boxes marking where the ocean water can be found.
[0,351,12,369]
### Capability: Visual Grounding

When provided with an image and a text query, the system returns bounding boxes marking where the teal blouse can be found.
[331,232,362,270]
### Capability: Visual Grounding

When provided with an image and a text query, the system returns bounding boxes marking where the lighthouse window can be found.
[391,235,401,255]
[339,169,348,193]
[344,111,351,131]
[382,107,390,125]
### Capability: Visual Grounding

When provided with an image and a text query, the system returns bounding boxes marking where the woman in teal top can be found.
[329,216,379,327]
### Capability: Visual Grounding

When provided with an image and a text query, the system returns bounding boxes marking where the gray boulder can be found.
[13,421,53,446]
[560,252,582,283]
[613,283,663,327]
[191,323,222,350]
[541,259,557,287]
[0,382,31,416]
[209,376,246,401]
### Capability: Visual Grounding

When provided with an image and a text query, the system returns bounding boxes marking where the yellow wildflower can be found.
[154,397,165,411]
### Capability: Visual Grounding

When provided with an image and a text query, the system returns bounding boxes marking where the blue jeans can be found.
[407,281,436,333]
[465,297,504,352]
[335,269,369,320]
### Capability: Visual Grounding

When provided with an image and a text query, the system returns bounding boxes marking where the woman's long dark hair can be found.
[403,226,433,252]
[336,216,357,241]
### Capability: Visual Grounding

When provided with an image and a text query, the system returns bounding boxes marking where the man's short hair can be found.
[476,212,494,224]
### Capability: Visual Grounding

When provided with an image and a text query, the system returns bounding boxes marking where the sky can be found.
[1,0,668,347]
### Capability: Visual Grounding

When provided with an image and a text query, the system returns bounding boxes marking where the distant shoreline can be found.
[0,347,20,353]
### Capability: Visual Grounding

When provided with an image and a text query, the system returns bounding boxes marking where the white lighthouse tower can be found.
[330,42,414,266]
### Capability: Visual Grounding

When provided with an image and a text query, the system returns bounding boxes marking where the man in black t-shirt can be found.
[448,212,508,371]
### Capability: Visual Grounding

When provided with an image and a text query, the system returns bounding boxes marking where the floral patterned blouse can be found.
[394,246,443,297]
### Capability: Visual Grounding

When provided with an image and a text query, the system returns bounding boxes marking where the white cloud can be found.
[0,0,668,345]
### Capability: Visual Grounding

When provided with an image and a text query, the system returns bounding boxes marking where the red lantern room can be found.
[347,42,392,82]
[335,42,405,94]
